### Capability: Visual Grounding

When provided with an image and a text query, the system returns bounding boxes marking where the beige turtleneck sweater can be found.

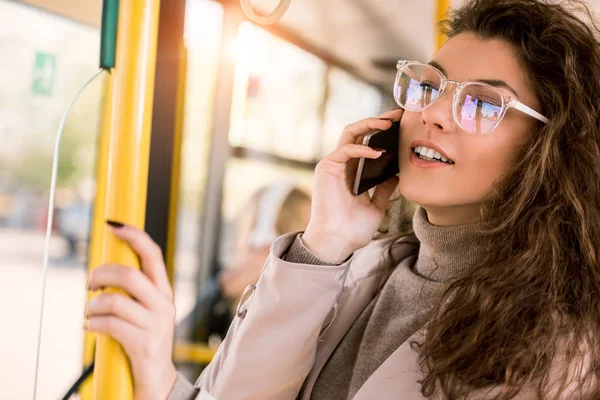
[284,207,482,400]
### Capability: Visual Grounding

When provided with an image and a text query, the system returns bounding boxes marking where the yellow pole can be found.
[173,341,217,365]
[165,44,188,284]
[84,0,161,398]
[80,74,113,400]
[436,0,451,50]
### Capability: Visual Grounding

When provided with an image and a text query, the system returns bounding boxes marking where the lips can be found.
[410,139,454,163]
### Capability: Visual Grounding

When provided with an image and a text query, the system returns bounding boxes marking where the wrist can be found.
[301,229,354,264]
[162,364,178,399]
[137,364,178,400]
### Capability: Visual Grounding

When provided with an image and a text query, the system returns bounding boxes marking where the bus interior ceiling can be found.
[248,0,441,88]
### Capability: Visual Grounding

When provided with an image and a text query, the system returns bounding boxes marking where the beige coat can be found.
[169,232,592,400]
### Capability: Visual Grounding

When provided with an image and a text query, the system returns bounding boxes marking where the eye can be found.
[471,95,502,108]
[420,81,439,91]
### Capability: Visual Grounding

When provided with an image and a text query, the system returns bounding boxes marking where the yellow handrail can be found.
[173,341,218,365]
[83,0,162,398]
[165,43,188,284]
[80,73,113,400]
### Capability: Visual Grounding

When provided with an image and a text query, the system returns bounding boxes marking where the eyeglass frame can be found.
[393,60,550,134]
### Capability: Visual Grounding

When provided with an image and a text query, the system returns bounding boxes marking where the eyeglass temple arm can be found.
[513,101,549,124]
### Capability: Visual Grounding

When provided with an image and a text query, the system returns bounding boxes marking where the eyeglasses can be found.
[393,60,549,135]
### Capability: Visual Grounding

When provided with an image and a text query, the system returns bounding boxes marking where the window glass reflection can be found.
[0,2,104,398]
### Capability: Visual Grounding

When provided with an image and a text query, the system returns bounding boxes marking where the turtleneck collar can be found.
[411,206,484,283]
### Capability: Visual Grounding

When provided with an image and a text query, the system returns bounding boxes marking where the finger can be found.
[377,108,404,120]
[88,264,161,309]
[337,118,392,148]
[85,316,141,357]
[337,109,403,148]
[86,293,152,329]
[327,144,384,164]
[371,175,400,212]
[106,221,173,299]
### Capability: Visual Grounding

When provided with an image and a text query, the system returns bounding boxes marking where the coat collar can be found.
[299,234,420,399]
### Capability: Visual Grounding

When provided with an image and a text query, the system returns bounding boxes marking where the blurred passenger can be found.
[177,180,311,349]
[220,180,312,306]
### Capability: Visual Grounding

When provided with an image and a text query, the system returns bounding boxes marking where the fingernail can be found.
[106,219,124,228]
[378,118,393,121]
[372,148,387,153]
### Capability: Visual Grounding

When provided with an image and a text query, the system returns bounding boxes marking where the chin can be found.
[399,184,480,214]
[400,194,449,210]
[398,176,450,209]
[400,181,487,224]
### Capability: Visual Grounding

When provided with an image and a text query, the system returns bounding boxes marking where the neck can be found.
[422,203,482,226]
[412,206,484,283]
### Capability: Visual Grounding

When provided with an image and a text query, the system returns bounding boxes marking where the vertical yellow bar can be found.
[83,0,161,398]
[80,74,113,400]
[436,0,451,50]
[165,44,188,285]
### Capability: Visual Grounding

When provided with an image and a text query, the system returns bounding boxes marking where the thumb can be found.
[371,175,399,212]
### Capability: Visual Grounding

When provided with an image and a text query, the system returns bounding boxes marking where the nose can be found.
[419,84,456,134]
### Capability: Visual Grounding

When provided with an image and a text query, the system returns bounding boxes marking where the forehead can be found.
[434,32,533,101]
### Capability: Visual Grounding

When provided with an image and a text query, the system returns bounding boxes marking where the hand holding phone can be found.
[301,110,402,264]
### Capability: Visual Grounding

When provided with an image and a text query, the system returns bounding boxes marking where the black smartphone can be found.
[352,121,400,196]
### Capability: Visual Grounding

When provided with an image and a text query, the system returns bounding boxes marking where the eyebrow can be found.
[428,60,520,98]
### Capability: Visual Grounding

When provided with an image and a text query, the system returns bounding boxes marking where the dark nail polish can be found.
[372,148,387,153]
[106,219,124,228]
[378,118,393,121]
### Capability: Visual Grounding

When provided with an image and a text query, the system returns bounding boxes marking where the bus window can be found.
[0,1,104,398]
[228,22,327,162]
[322,68,384,156]
[173,0,225,326]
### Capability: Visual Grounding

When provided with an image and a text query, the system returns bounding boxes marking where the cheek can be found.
[468,120,531,189]
[398,113,421,152]
[400,112,421,136]
[398,125,523,208]
[460,137,515,196]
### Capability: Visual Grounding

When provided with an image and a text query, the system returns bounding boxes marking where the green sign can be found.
[31,52,57,96]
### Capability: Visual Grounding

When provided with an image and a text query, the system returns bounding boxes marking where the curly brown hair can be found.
[395,0,600,398]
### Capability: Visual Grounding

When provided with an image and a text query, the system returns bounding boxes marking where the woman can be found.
[84,0,600,398]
